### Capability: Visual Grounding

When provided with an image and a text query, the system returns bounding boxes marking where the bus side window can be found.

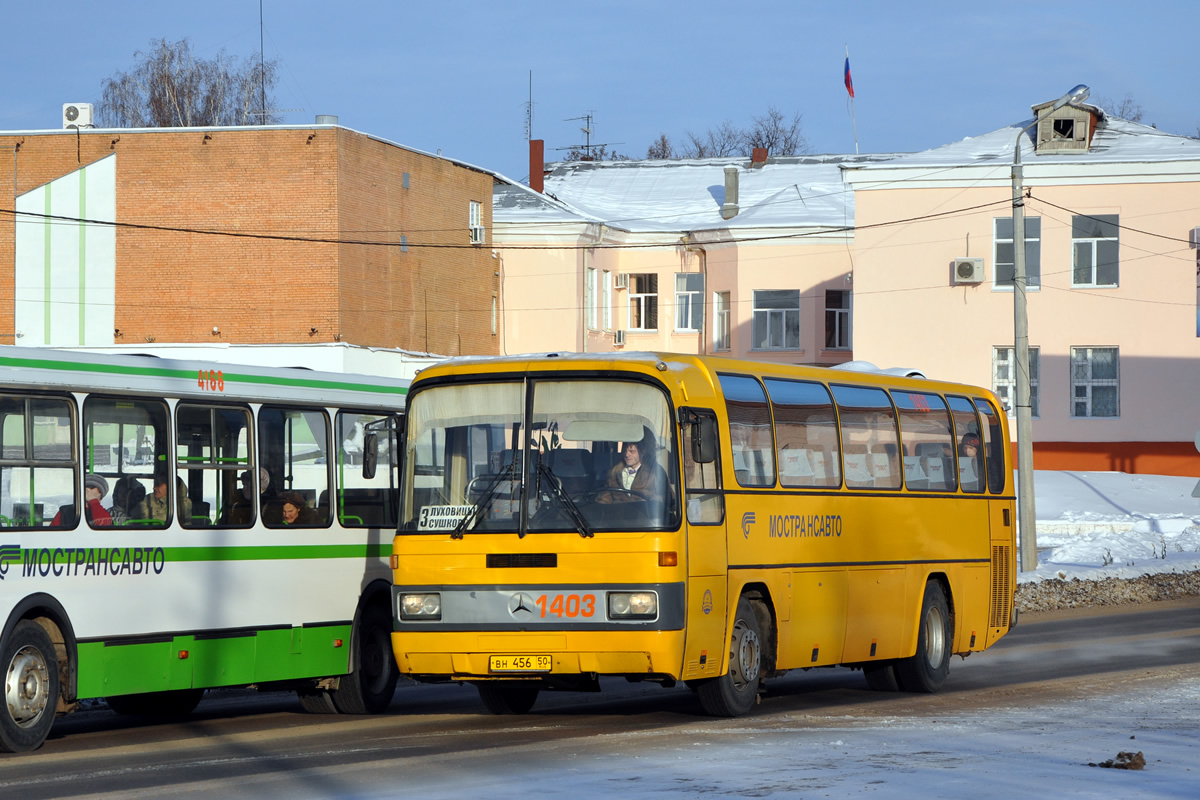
[1,394,77,530]
[973,397,1007,494]
[681,411,723,525]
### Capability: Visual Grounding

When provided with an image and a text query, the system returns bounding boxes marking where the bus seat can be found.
[550,449,592,493]
[842,446,872,487]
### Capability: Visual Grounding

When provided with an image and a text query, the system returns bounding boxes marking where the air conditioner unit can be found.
[1189,227,1200,249]
[613,329,626,346]
[63,103,93,129]
[469,225,485,244]
[614,273,629,290]
[953,257,984,284]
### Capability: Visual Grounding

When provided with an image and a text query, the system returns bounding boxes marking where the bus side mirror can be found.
[362,433,378,480]
[692,416,717,464]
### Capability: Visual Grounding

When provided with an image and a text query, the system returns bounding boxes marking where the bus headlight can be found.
[399,593,441,620]
[608,591,658,620]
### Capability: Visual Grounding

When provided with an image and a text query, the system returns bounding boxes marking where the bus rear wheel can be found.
[477,681,539,714]
[329,603,399,714]
[1,620,59,753]
[697,596,762,717]
[895,580,951,693]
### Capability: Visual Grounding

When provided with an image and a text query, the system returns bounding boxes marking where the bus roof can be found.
[0,345,410,407]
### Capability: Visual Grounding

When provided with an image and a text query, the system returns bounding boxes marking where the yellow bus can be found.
[390,353,1016,716]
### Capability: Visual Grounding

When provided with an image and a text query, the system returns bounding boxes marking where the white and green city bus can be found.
[0,346,409,752]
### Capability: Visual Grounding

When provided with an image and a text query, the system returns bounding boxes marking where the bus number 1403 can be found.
[536,593,596,619]
[198,369,225,392]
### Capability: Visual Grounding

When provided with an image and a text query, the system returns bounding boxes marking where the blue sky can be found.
[4,1,1196,181]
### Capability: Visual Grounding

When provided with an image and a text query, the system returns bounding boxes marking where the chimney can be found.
[529,139,545,193]
[750,147,768,168]
[720,165,739,219]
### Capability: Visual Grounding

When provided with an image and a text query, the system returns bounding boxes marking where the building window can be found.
[675,273,704,331]
[602,271,612,330]
[993,346,1039,417]
[752,289,800,350]
[714,292,731,351]
[1071,347,1119,417]
[491,295,498,335]
[585,268,598,330]
[400,234,408,254]
[628,274,658,331]
[994,217,1041,289]
[824,290,850,349]
[1072,214,1118,287]
[469,201,485,244]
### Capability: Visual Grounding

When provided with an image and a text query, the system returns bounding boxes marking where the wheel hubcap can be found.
[924,606,946,667]
[6,646,50,727]
[730,621,761,688]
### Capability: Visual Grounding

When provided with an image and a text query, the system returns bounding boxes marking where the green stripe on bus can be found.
[0,354,408,396]
[164,543,392,562]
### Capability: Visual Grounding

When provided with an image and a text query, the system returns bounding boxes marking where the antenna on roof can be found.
[558,112,623,160]
[524,71,534,141]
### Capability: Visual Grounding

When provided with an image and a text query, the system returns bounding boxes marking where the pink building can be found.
[496,98,1200,476]
[845,100,1200,475]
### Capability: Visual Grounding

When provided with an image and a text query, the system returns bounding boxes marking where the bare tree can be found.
[98,38,281,128]
[1094,93,1144,123]
[679,120,744,159]
[744,106,807,155]
[563,143,630,161]
[646,133,675,160]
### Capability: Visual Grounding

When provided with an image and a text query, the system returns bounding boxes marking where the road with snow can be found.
[3,598,1198,799]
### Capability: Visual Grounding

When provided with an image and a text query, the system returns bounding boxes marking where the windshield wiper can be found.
[452,462,518,539]
[535,462,594,538]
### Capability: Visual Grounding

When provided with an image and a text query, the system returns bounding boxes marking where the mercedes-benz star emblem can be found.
[509,592,535,616]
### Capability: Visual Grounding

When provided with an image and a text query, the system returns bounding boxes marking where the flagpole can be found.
[846,45,859,155]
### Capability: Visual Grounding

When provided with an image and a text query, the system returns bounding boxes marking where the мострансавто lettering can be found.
[22,547,166,578]
[768,514,843,538]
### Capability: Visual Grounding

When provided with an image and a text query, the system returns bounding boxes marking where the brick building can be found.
[1,123,499,356]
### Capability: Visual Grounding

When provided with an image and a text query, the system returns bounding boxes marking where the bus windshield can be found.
[401,378,680,535]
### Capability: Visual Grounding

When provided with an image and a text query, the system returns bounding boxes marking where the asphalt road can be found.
[2,598,1197,798]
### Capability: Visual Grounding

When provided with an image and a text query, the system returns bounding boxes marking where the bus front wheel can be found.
[895,580,951,693]
[330,603,399,714]
[1,620,60,753]
[697,596,762,717]
[477,681,539,714]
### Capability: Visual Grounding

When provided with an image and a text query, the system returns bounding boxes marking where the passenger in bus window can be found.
[145,472,191,522]
[224,468,268,524]
[109,476,147,525]
[52,473,113,527]
[279,491,315,526]
[958,432,984,490]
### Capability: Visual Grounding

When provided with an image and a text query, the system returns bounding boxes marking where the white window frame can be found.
[469,201,485,244]
[824,289,851,350]
[714,291,731,351]
[602,270,612,330]
[993,216,1041,291]
[1071,346,1120,418]
[675,273,704,332]
[1071,214,1119,288]
[752,289,800,350]
[628,274,658,331]
[585,267,598,330]
[993,346,1039,418]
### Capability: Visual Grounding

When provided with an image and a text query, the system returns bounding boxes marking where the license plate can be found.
[489,654,552,673]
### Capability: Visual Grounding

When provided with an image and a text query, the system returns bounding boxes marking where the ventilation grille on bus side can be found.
[487,553,557,568]
[990,545,1012,628]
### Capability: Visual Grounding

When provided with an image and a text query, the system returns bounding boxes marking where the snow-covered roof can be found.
[848,116,1200,172]
[496,153,900,233]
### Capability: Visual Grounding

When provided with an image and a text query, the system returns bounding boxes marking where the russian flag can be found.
[844,57,854,98]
